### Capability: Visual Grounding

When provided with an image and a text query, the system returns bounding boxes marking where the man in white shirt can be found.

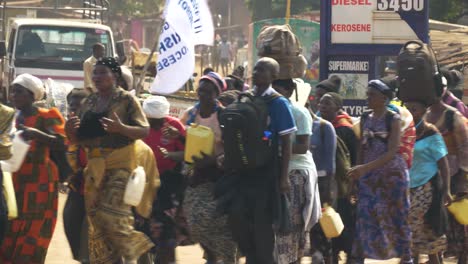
[83,43,105,93]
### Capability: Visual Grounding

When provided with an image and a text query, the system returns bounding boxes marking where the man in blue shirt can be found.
[228,57,297,264]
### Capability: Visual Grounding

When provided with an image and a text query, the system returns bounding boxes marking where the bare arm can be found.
[101,112,149,140]
[20,125,63,148]
[119,124,149,140]
[280,133,292,193]
[437,156,452,204]
[292,134,310,154]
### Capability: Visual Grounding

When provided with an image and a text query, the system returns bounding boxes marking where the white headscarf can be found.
[143,96,170,119]
[12,74,44,101]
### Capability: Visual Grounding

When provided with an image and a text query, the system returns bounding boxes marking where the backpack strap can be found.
[360,111,371,139]
[445,109,455,132]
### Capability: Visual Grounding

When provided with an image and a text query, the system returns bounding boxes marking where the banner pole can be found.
[285,0,291,24]
[135,8,166,96]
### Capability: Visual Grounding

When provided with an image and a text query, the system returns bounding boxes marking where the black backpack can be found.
[397,40,444,105]
[218,92,281,170]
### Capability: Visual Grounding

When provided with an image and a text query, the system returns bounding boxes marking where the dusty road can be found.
[45,194,455,264]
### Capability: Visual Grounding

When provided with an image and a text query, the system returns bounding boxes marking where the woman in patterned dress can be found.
[180,72,238,264]
[0,74,65,263]
[425,97,468,264]
[405,100,452,264]
[273,79,321,264]
[347,79,412,263]
[65,58,154,264]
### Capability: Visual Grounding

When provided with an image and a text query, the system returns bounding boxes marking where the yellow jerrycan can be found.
[184,124,214,163]
[448,196,468,225]
[319,203,344,238]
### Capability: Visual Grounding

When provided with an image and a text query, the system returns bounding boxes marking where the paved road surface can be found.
[45,194,456,264]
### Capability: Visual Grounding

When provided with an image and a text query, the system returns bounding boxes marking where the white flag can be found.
[151,0,214,94]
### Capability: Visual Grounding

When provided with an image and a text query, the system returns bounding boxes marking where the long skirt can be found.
[352,164,412,260]
[184,182,238,264]
[0,170,58,264]
[409,181,447,255]
[63,189,89,262]
[86,168,154,264]
[275,169,309,264]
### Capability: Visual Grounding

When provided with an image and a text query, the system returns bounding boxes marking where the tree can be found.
[245,0,319,21]
[429,0,464,23]
[111,0,164,18]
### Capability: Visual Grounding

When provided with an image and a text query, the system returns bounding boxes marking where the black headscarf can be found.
[96,57,122,77]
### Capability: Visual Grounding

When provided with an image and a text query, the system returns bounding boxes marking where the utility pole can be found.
[228,0,231,40]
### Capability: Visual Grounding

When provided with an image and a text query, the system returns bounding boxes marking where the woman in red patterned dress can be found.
[0,74,65,264]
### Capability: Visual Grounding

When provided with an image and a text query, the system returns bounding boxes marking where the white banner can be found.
[151,0,214,94]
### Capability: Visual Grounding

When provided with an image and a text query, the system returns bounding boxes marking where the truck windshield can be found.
[14,25,113,70]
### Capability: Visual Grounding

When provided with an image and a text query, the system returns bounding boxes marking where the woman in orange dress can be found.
[0,74,65,263]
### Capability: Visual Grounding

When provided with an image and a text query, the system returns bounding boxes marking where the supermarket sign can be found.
[320,0,429,116]
[330,0,427,44]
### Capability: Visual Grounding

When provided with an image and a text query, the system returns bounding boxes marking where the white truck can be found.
[0,1,118,102]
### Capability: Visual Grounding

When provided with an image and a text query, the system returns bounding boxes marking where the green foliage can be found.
[429,0,464,23]
[111,0,164,18]
[245,0,319,21]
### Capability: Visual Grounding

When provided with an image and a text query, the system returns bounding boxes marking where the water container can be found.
[2,172,18,219]
[448,197,468,225]
[123,166,146,206]
[184,123,214,163]
[319,204,344,238]
[0,131,30,173]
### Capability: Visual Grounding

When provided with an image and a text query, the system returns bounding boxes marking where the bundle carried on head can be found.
[396,40,444,105]
[256,24,307,79]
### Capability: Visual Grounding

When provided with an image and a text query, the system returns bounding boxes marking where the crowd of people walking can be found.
[0,42,466,264]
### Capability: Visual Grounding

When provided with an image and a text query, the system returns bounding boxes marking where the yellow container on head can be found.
[184,123,215,163]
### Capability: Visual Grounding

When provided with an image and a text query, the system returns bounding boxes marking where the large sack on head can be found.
[256,24,302,57]
[397,40,444,105]
[275,54,307,79]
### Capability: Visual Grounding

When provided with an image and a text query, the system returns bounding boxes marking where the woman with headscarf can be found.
[425,90,468,264]
[65,57,154,264]
[347,79,412,263]
[272,79,321,264]
[318,92,357,262]
[142,96,186,264]
[405,100,452,264]
[180,72,238,264]
[0,74,66,263]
